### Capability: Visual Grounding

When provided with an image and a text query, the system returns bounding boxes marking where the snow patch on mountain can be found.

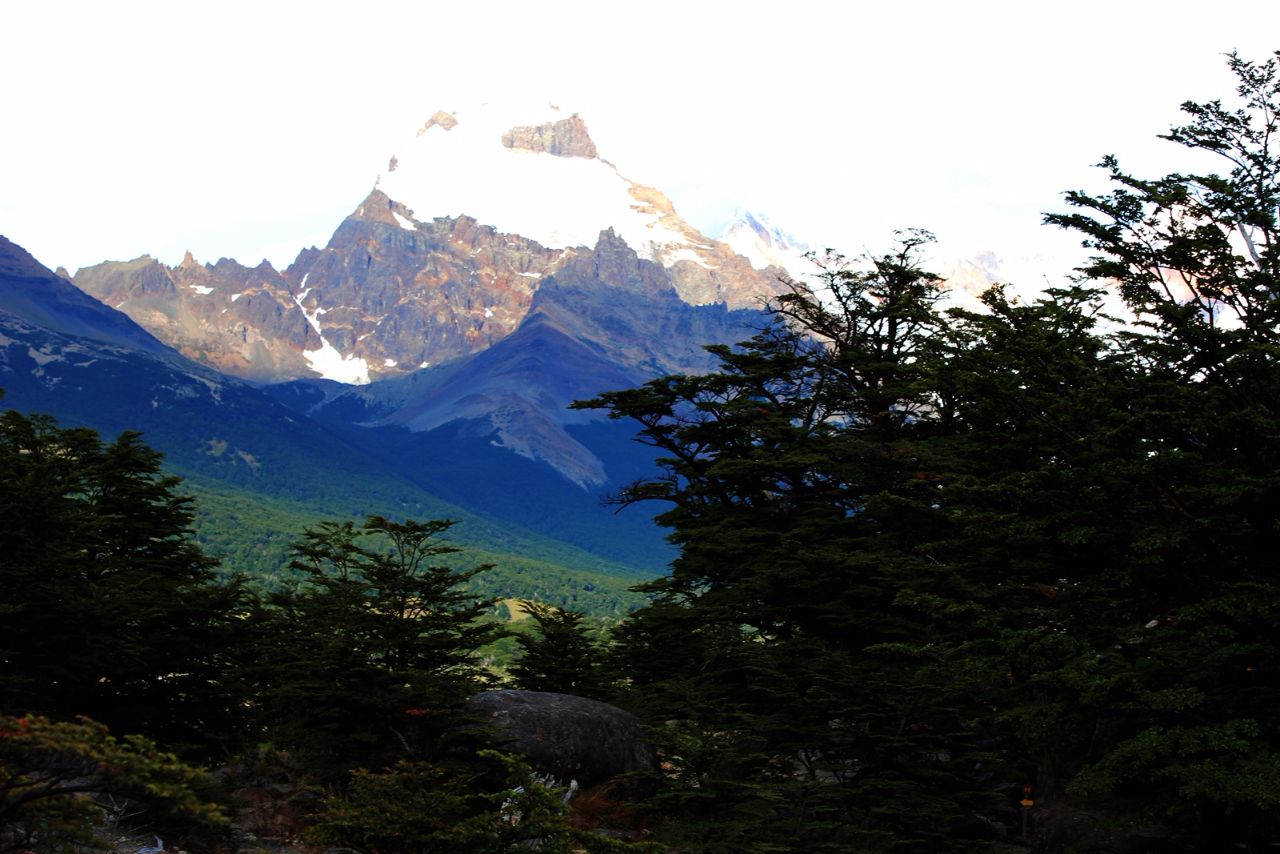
[665,246,715,269]
[302,331,370,385]
[294,288,370,385]
[27,345,62,366]
[935,249,1084,314]
[935,253,1004,313]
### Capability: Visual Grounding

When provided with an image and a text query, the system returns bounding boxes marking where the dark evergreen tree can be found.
[931,283,1142,804]
[0,402,247,754]
[590,50,1280,845]
[249,515,502,776]
[509,601,608,699]
[1033,50,1280,844]
[582,233,997,852]
[0,714,229,853]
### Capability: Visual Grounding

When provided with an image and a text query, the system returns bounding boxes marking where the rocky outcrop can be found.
[501,114,599,159]
[369,229,764,486]
[73,254,314,382]
[624,183,788,308]
[466,690,656,787]
[290,190,569,380]
[70,192,573,384]
[416,110,458,135]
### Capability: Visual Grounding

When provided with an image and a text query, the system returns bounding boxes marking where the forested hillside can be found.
[185,482,649,615]
[3,51,1280,853]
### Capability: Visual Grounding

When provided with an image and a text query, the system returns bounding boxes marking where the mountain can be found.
[73,252,310,382]
[716,208,813,281]
[73,103,785,387]
[377,231,763,475]
[376,101,785,309]
[50,104,800,574]
[277,228,765,483]
[0,236,173,356]
[0,235,659,595]
[64,104,786,484]
[255,230,767,567]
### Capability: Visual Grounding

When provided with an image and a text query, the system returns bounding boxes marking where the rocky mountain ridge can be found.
[73,105,785,387]
[74,252,308,382]
[297,228,766,487]
[377,100,786,308]
[0,234,655,577]
[0,235,174,357]
[46,103,788,563]
[72,195,574,384]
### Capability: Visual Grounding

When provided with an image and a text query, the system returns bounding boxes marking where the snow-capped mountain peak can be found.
[72,103,789,392]
[716,207,812,280]
[377,100,683,258]
[373,101,778,308]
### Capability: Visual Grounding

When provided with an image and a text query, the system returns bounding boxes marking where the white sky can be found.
[3,0,1278,287]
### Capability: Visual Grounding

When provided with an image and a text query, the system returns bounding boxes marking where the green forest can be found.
[185,482,649,616]
[4,52,1280,852]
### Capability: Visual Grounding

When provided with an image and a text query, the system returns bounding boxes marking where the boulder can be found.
[465,690,656,787]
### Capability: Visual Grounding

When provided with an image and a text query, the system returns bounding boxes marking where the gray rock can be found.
[466,690,656,787]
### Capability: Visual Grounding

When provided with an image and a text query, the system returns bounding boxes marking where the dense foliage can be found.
[187,481,650,614]
[585,233,997,852]
[245,516,502,775]
[0,404,248,755]
[510,601,610,699]
[581,52,1280,851]
[308,750,659,853]
[0,714,227,854]
[0,401,645,848]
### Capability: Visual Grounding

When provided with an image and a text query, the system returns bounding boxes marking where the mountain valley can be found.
[2,102,797,590]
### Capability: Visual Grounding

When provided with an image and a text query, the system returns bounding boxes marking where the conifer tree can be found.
[509,601,607,699]
[1035,50,1280,843]
[581,233,995,852]
[249,516,502,775]
[0,402,247,754]
[0,714,228,852]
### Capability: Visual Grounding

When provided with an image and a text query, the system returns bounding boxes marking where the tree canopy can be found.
[0,404,247,755]
[583,51,1280,851]
[245,515,503,775]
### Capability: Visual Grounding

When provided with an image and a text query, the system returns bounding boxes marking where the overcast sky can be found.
[4,1,1278,286]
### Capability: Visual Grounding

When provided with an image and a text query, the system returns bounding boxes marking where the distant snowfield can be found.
[377,100,694,262]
